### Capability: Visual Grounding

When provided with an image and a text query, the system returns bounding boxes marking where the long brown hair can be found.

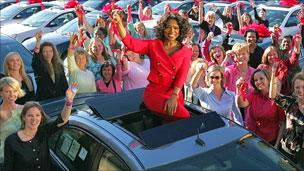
[3,52,34,91]
[39,42,64,77]
[20,101,49,130]
[261,46,278,65]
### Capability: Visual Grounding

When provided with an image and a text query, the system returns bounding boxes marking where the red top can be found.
[122,33,192,90]
[245,91,285,142]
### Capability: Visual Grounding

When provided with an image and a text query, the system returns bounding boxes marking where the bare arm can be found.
[269,64,280,99]
[34,31,42,53]
[112,12,127,40]
[236,4,243,28]
[192,65,206,89]
[58,82,78,126]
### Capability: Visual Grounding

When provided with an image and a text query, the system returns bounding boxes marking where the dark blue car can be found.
[43,89,300,171]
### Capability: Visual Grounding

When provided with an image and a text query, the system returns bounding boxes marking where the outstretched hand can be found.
[112,11,123,25]
[35,31,42,42]
[66,82,79,102]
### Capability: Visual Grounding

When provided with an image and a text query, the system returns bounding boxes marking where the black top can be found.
[215,10,239,31]
[32,52,68,101]
[188,9,199,21]
[16,77,36,105]
[249,45,264,69]
[199,20,222,40]
[254,7,269,28]
[3,117,67,171]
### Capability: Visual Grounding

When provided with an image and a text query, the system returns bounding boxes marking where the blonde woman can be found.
[192,65,243,125]
[3,52,35,104]
[67,34,96,93]
[0,77,25,165]
[138,0,153,21]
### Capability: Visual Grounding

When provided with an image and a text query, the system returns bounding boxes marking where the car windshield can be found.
[56,15,96,34]
[22,10,57,27]
[152,2,181,15]
[83,0,103,10]
[0,4,22,19]
[149,136,297,170]
[250,8,289,27]
[116,0,137,9]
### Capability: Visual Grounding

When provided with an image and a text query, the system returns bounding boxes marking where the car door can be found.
[44,12,76,33]
[49,127,102,171]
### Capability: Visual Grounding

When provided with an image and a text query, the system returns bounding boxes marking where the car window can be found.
[0,39,33,73]
[285,9,300,27]
[178,2,193,12]
[49,12,76,28]
[98,149,129,171]
[22,9,57,27]
[16,6,40,19]
[56,15,96,33]
[49,128,100,171]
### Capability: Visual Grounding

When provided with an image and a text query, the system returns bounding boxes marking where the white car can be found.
[0,1,59,26]
[1,7,78,42]
[253,2,301,36]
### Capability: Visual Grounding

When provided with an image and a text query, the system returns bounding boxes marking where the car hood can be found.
[23,31,70,51]
[1,23,36,35]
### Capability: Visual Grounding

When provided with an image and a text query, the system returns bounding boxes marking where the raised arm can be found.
[58,82,78,126]
[192,64,206,89]
[67,33,79,76]
[236,77,250,108]
[112,11,151,54]
[198,0,204,24]
[236,3,243,28]
[34,31,42,53]
[138,0,144,21]
[269,64,281,100]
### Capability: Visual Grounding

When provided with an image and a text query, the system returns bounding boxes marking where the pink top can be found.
[122,60,150,91]
[245,91,285,142]
[96,64,122,94]
[138,4,152,21]
[202,39,212,62]
[224,65,256,93]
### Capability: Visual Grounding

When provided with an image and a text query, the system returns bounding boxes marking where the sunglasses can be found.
[209,76,221,80]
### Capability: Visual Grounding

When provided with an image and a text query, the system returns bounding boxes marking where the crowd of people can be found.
[0,0,304,169]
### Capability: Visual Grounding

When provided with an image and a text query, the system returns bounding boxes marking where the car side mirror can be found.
[14,14,22,19]
[48,22,58,27]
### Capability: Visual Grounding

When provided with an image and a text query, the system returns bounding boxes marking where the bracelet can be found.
[33,47,40,53]
[65,100,73,107]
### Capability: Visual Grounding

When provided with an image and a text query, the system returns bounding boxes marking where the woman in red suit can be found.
[113,12,192,121]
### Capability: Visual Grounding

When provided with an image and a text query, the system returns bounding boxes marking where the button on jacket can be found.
[122,33,192,119]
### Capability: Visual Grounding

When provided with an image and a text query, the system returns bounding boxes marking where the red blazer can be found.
[122,33,192,90]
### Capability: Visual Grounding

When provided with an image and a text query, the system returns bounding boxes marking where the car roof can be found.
[43,89,250,169]
[258,3,301,11]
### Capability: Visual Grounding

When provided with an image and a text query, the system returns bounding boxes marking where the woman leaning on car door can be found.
[32,32,68,101]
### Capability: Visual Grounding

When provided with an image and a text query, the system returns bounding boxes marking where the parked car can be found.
[251,2,301,36]
[0,0,17,10]
[1,7,84,42]
[0,2,58,26]
[23,11,104,59]
[116,0,162,13]
[82,0,109,11]
[0,33,36,91]
[43,88,300,171]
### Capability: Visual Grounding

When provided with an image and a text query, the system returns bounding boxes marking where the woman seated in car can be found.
[2,52,35,104]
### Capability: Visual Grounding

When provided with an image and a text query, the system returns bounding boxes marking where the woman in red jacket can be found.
[112,12,192,121]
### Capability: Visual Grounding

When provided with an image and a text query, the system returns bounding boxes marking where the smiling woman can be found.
[112,11,192,121]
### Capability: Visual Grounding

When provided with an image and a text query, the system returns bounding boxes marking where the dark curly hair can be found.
[154,13,191,43]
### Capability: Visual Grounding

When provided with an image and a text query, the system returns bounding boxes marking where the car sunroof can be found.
[86,89,226,148]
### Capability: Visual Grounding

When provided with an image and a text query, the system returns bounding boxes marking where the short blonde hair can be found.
[206,64,226,87]
[204,11,215,21]
[0,77,25,98]
[74,48,89,67]
[232,43,249,55]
